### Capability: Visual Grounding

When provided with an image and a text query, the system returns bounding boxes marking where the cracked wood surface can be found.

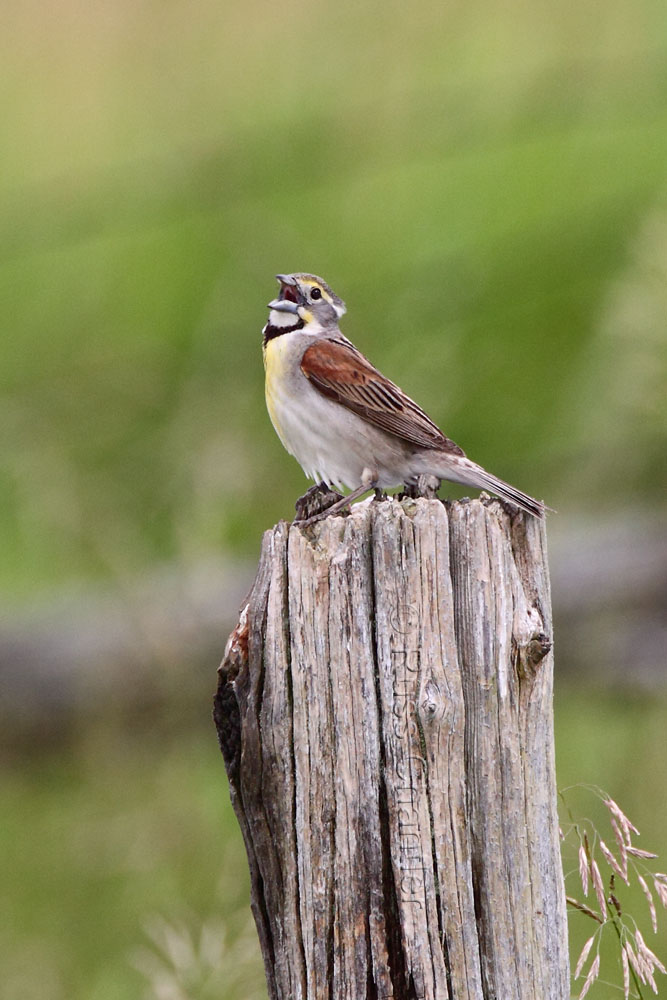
[214,497,569,1000]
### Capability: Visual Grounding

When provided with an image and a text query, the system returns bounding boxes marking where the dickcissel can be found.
[263,272,548,520]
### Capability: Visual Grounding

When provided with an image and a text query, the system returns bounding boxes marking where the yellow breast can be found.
[263,336,291,438]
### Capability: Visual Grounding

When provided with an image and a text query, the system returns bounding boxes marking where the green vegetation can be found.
[558,691,667,998]
[2,0,666,601]
[2,0,666,997]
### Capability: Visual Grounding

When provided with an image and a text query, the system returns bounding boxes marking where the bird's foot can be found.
[398,475,441,501]
[294,481,376,526]
[294,482,345,522]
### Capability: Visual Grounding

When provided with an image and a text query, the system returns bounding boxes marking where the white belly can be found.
[266,366,368,489]
[264,329,413,491]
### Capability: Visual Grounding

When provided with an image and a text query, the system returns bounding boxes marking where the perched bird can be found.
[263,272,548,520]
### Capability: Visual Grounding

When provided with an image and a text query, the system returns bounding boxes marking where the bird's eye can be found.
[310,287,322,300]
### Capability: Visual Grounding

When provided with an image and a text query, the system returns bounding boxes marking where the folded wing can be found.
[301,337,464,455]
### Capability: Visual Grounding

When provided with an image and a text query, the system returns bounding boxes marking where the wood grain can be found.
[214,497,569,999]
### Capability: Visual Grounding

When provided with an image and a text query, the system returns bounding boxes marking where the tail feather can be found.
[433,456,550,519]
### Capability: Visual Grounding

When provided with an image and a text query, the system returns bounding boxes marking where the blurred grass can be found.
[2,2,667,998]
[557,688,667,999]
[1,686,666,1000]
[2,0,666,601]
[0,727,258,1000]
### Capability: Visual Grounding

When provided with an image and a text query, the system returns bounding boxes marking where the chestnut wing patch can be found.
[301,338,464,455]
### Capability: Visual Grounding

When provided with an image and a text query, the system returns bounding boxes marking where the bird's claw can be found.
[397,475,441,500]
[294,482,344,522]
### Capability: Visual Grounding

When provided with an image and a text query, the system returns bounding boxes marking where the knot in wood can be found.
[515,631,552,678]
[420,677,444,722]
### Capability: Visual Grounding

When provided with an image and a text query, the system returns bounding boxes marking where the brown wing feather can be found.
[301,338,465,455]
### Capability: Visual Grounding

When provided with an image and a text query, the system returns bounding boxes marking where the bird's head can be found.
[267,273,346,328]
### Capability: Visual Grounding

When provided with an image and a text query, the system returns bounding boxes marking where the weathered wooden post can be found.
[214,496,569,999]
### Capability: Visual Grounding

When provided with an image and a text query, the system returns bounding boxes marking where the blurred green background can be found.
[2,0,666,997]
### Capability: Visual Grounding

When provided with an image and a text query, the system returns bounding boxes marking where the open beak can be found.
[267,274,301,313]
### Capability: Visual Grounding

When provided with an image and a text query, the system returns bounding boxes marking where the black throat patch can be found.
[262,318,304,347]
